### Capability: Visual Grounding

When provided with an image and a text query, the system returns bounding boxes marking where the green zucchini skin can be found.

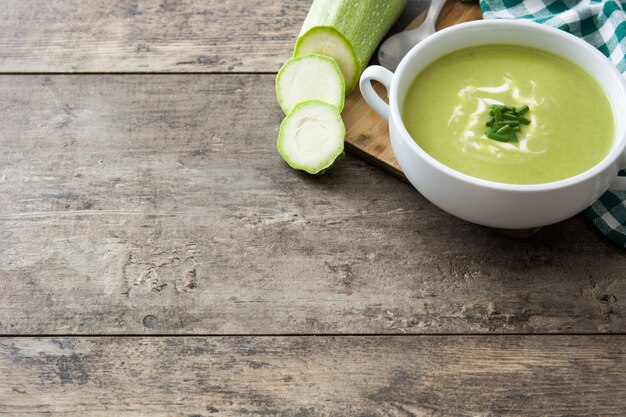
[294,0,408,93]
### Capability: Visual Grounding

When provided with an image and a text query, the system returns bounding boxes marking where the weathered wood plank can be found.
[1,336,625,416]
[1,74,625,335]
[0,0,429,73]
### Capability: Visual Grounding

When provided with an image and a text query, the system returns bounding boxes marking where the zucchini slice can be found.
[276,53,345,115]
[277,100,345,175]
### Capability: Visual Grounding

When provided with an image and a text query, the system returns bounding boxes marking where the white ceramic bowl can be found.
[360,20,626,229]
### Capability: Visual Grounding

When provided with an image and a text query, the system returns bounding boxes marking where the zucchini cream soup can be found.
[402,45,614,184]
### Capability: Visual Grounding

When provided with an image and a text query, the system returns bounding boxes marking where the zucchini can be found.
[277,100,345,175]
[293,0,408,94]
[276,54,345,115]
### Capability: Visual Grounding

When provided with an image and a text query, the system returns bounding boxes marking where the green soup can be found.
[402,45,614,184]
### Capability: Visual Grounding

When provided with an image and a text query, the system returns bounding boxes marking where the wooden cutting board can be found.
[343,1,483,180]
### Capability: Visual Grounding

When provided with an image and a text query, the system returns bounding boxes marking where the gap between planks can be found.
[0,71,280,76]
[1,333,625,338]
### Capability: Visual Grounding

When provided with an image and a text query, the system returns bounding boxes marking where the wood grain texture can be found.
[0,0,429,73]
[1,336,626,416]
[4,1,625,413]
[344,2,483,179]
[1,75,625,335]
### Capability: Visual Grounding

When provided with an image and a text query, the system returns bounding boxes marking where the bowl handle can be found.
[360,66,394,121]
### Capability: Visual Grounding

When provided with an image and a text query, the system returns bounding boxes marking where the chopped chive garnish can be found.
[497,124,511,134]
[483,102,531,143]
[487,131,511,142]
[493,107,503,122]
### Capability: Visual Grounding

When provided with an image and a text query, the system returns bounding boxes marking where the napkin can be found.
[480,0,626,248]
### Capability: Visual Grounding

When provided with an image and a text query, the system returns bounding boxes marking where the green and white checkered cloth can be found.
[480,0,626,248]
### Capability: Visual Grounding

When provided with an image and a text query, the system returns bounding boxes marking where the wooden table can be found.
[1,1,625,415]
